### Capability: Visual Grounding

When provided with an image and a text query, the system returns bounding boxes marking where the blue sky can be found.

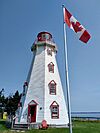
[0,0,100,112]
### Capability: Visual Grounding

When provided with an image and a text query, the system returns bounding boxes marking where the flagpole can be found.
[62,5,72,133]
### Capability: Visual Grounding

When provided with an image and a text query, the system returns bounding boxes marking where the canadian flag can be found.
[63,7,91,43]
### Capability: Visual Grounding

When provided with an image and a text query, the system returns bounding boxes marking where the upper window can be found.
[47,48,52,56]
[48,80,56,95]
[50,101,59,119]
[23,81,28,87]
[48,62,54,73]
[23,82,28,96]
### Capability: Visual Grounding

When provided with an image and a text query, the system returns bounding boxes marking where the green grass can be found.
[0,120,8,130]
[72,120,100,133]
[27,121,100,133]
[0,120,100,133]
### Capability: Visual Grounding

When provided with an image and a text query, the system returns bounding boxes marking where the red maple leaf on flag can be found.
[71,21,83,33]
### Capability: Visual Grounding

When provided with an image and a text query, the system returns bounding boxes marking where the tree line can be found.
[0,89,21,116]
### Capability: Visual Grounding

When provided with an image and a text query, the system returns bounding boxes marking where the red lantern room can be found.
[31,31,57,52]
[37,32,52,42]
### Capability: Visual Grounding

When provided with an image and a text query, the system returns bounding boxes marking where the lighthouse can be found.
[15,32,69,127]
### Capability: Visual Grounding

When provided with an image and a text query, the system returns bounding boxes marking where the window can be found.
[47,48,52,56]
[24,81,28,86]
[23,81,28,96]
[42,34,46,40]
[48,62,54,73]
[48,80,56,95]
[50,101,59,119]
[23,88,25,96]
[42,34,50,41]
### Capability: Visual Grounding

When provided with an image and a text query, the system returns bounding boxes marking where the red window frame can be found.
[48,80,56,95]
[50,101,59,119]
[48,62,54,73]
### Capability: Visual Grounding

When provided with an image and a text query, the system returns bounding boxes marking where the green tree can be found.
[0,88,5,118]
[5,90,21,115]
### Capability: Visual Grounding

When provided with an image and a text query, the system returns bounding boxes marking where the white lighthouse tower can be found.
[15,32,69,127]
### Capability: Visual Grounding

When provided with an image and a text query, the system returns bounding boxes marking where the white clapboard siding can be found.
[19,46,45,123]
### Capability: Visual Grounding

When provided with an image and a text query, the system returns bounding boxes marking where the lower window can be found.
[50,101,59,119]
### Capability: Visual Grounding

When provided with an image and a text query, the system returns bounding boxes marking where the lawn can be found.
[0,120,100,133]
[72,120,100,133]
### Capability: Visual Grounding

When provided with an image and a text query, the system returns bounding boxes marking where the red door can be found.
[28,105,36,123]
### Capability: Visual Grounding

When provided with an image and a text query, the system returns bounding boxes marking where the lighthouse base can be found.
[28,123,69,129]
[14,121,69,130]
[15,120,69,128]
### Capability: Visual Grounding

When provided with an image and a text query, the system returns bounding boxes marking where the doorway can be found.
[28,100,37,123]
